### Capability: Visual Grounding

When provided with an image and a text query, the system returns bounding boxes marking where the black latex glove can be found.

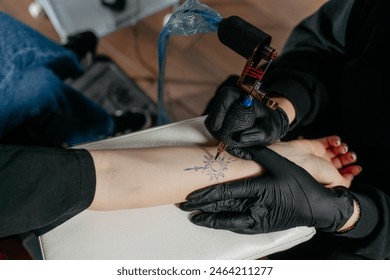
[204,86,289,147]
[180,147,354,234]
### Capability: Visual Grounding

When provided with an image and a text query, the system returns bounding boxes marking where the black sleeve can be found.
[333,184,390,259]
[0,145,96,238]
[262,0,355,127]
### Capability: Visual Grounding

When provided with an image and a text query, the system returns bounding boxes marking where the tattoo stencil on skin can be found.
[184,154,236,181]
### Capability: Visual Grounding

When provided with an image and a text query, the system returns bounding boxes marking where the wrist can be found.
[337,199,361,233]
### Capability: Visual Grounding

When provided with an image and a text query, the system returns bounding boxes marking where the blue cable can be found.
[156,0,223,125]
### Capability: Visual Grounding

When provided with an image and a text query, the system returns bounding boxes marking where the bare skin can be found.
[270,135,362,188]
[88,135,361,211]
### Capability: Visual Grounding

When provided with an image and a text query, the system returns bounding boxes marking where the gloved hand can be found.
[180,147,355,234]
[204,86,289,147]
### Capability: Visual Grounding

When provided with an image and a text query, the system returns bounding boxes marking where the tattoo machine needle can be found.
[214,16,279,160]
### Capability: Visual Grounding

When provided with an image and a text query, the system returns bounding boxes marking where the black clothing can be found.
[262,0,390,259]
[0,145,96,238]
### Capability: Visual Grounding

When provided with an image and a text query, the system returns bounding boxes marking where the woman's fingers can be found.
[335,165,363,188]
[317,135,341,149]
[331,151,357,169]
[315,135,344,159]
[330,143,349,156]
[308,135,362,188]
[339,165,362,177]
[322,138,359,173]
[324,165,362,188]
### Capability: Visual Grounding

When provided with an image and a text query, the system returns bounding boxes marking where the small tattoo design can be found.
[184,155,235,181]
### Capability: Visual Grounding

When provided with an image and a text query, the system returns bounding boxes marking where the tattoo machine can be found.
[214,16,279,159]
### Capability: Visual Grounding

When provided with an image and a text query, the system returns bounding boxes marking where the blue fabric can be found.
[0,12,114,146]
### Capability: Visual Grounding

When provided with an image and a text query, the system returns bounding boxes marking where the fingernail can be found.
[343,144,348,153]
[349,152,357,161]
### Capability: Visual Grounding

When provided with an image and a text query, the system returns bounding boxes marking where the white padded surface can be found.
[39,116,315,259]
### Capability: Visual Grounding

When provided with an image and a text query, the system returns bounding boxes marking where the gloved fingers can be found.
[251,107,290,140]
[239,108,289,146]
[239,127,274,146]
[275,107,290,136]
[226,147,252,160]
[190,212,256,232]
[244,146,298,175]
[180,178,269,207]
[204,86,242,132]
[252,99,269,118]
[180,198,254,213]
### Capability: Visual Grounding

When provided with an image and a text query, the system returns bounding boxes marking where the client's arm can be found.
[89,146,261,210]
[88,136,360,211]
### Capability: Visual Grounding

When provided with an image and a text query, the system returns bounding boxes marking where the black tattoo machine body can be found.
[214,16,279,159]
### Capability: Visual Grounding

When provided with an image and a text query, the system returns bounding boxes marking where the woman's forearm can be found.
[88,136,357,211]
[89,146,262,210]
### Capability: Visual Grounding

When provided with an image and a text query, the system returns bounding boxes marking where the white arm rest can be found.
[39,116,315,259]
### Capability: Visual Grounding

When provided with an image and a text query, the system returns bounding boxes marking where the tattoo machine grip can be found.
[214,16,278,158]
[217,102,257,147]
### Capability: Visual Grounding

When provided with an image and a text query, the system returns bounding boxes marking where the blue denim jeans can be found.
[0,12,114,146]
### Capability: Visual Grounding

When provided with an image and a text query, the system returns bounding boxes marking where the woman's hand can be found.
[269,135,362,187]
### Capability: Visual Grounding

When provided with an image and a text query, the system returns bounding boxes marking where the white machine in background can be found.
[29,0,179,42]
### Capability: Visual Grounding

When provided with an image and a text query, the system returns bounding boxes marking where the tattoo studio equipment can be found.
[214,16,279,159]
[38,0,316,260]
[155,0,279,157]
